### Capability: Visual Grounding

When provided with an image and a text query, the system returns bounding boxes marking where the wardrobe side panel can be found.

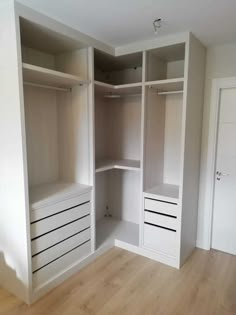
[180,35,206,265]
[0,1,31,303]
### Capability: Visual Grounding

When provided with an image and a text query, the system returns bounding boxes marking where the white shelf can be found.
[96,159,140,173]
[30,181,92,210]
[145,77,184,93]
[94,80,142,96]
[96,217,139,249]
[23,63,89,89]
[144,184,179,203]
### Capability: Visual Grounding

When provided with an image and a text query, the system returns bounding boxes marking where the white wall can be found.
[197,43,236,249]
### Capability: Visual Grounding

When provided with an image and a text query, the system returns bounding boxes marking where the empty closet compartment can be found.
[94,49,143,85]
[95,84,142,173]
[95,169,140,249]
[20,18,89,87]
[143,85,184,202]
[146,43,185,81]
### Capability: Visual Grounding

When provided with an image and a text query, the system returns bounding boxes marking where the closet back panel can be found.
[95,170,140,224]
[163,94,183,185]
[95,96,141,160]
[144,89,183,190]
[24,86,59,186]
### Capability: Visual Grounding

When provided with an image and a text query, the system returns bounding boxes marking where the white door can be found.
[212,87,236,255]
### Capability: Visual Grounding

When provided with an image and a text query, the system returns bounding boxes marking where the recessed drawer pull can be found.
[145,197,177,205]
[144,222,176,232]
[145,209,177,219]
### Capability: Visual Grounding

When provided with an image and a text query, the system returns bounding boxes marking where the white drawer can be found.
[144,198,178,217]
[31,202,90,239]
[32,228,90,272]
[33,241,91,288]
[143,223,178,257]
[31,215,90,255]
[31,192,90,222]
[144,211,177,231]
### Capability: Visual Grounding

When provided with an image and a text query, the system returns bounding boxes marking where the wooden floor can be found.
[0,248,236,315]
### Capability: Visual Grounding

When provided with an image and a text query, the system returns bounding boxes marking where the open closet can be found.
[0,1,205,304]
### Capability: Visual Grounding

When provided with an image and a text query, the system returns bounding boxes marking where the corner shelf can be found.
[145,77,184,93]
[144,184,179,203]
[94,80,142,96]
[23,63,89,89]
[96,159,140,173]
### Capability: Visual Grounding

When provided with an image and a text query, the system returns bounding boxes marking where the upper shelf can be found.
[22,63,89,89]
[95,80,142,96]
[145,78,184,93]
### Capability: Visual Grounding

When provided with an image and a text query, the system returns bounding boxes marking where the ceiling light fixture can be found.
[153,18,162,35]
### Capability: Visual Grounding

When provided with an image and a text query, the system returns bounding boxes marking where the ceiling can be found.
[18,0,236,48]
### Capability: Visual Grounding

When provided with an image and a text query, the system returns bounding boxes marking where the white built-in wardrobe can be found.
[0,1,205,304]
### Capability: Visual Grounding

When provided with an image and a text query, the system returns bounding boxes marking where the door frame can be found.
[205,77,236,250]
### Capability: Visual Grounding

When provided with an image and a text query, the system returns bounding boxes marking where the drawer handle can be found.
[144,221,176,232]
[145,197,177,206]
[144,209,177,218]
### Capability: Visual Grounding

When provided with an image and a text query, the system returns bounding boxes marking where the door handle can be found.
[216,171,230,180]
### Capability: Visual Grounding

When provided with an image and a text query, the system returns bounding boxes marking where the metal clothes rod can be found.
[23,81,71,92]
[104,93,142,98]
[157,90,184,95]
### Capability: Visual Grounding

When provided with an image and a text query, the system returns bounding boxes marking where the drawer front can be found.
[143,223,178,257]
[31,192,90,222]
[144,211,177,231]
[31,215,90,255]
[31,202,90,239]
[33,241,91,288]
[144,198,178,217]
[32,228,91,272]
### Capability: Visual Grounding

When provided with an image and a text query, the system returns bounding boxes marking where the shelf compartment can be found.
[145,78,184,93]
[144,184,179,203]
[96,217,139,249]
[23,63,89,89]
[95,80,142,96]
[95,159,140,173]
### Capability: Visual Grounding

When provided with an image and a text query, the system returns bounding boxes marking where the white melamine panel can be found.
[31,203,90,238]
[22,46,55,70]
[167,60,185,79]
[33,241,91,288]
[108,170,141,224]
[0,1,31,303]
[24,85,59,186]
[144,184,179,202]
[95,172,108,221]
[143,224,178,257]
[144,211,177,230]
[58,85,90,185]
[144,89,165,190]
[163,94,183,185]
[32,228,91,271]
[144,198,178,217]
[95,159,140,172]
[31,216,91,255]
